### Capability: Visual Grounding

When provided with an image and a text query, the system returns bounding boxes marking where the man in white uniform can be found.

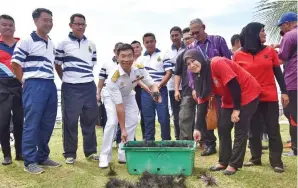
[99,44,160,168]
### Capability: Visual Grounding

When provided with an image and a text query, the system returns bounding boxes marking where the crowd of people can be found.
[0,7,296,176]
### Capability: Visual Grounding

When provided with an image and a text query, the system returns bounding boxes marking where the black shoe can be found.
[223,169,237,175]
[201,147,217,156]
[243,161,262,167]
[273,166,284,173]
[15,155,24,161]
[209,165,226,171]
[2,157,12,165]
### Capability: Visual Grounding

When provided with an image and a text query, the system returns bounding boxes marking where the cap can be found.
[277,12,297,26]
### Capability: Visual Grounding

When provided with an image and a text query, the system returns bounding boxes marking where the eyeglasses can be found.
[72,22,87,27]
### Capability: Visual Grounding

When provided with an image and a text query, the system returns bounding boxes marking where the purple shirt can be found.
[278,25,297,90]
[187,34,232,89]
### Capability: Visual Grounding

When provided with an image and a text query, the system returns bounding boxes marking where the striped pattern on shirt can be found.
[55,32,97,84]
[136,49,173,83]
[11,31,55,81]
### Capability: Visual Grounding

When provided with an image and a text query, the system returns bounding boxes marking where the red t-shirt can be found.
[233,46,279,102]
[198,57,261,108]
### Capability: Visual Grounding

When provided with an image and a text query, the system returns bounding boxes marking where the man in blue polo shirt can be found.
[136,33,172,141]
[55,13,98,164]
[0,14,23,166]
[11,8,61,174]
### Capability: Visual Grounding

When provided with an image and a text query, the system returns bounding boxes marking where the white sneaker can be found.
[117,154,126,164]
[99,161,109,168]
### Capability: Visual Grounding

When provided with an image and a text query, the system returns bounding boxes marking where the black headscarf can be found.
[240,22,266,55]
[183,49,212,99]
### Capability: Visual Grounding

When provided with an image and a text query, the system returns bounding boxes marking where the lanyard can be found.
[197,42,209,60]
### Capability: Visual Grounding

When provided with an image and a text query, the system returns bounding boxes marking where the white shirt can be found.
[55,32,97,84]
[11,31,55,81]
[104,64,154,104]
[164,43,186,91]
[98,57,118,82]
[136,49,173,85]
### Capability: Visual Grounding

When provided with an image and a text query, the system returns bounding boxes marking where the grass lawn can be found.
[0,122,296,188]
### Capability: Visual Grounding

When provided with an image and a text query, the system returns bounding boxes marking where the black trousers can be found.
[135,85,145,139]
[288,90,297,154]
[218,98,259,168]
[62,82,98,158]
[196,96,221,147]
[0,78,23,158]
[169,90,181,140]
[249,101,283,168]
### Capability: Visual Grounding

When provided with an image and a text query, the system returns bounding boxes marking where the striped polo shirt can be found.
[0,36,19,78]
[11,31,55,81]
[98,56,118,82]
[55,32,97,84]
[164,42,186,91]
[136,48,173,84]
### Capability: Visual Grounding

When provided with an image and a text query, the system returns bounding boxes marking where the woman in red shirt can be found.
[184,49,261,175]
[233,22,289,173]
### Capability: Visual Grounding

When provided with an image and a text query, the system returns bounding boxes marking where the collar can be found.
[68,32,87,41]
[144,48,161,56]
[31,31,50,43]
[196,34,211,45]
[118,64,126,76]
[0,35,20,43]
[171,41,186,50]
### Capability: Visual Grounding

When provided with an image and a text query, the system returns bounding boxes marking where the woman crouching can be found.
[184,49,261,175]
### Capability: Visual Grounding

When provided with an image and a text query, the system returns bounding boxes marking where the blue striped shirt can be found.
[11,31,55,81]
[135,48,173,84]
[55,32,97,84]
[164,42,186,90]
[98,57,118,81]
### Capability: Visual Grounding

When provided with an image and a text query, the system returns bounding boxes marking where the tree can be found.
[254,0,297,43]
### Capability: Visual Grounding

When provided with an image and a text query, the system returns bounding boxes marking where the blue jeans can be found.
[22,79,57,166]
[141,86,171,141]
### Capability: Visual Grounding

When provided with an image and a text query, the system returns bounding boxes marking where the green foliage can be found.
[254,0,297,43]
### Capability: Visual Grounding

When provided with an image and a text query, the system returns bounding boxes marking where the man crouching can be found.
[99,43,161,168]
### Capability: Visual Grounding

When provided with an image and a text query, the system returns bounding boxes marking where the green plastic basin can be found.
[121,140,196,176]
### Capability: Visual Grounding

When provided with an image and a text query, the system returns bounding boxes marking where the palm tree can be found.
[254,0,297,43]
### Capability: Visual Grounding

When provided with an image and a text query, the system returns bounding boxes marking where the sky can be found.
[3,0,260,88]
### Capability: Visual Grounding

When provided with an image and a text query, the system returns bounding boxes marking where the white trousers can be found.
[99,93,138,163]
